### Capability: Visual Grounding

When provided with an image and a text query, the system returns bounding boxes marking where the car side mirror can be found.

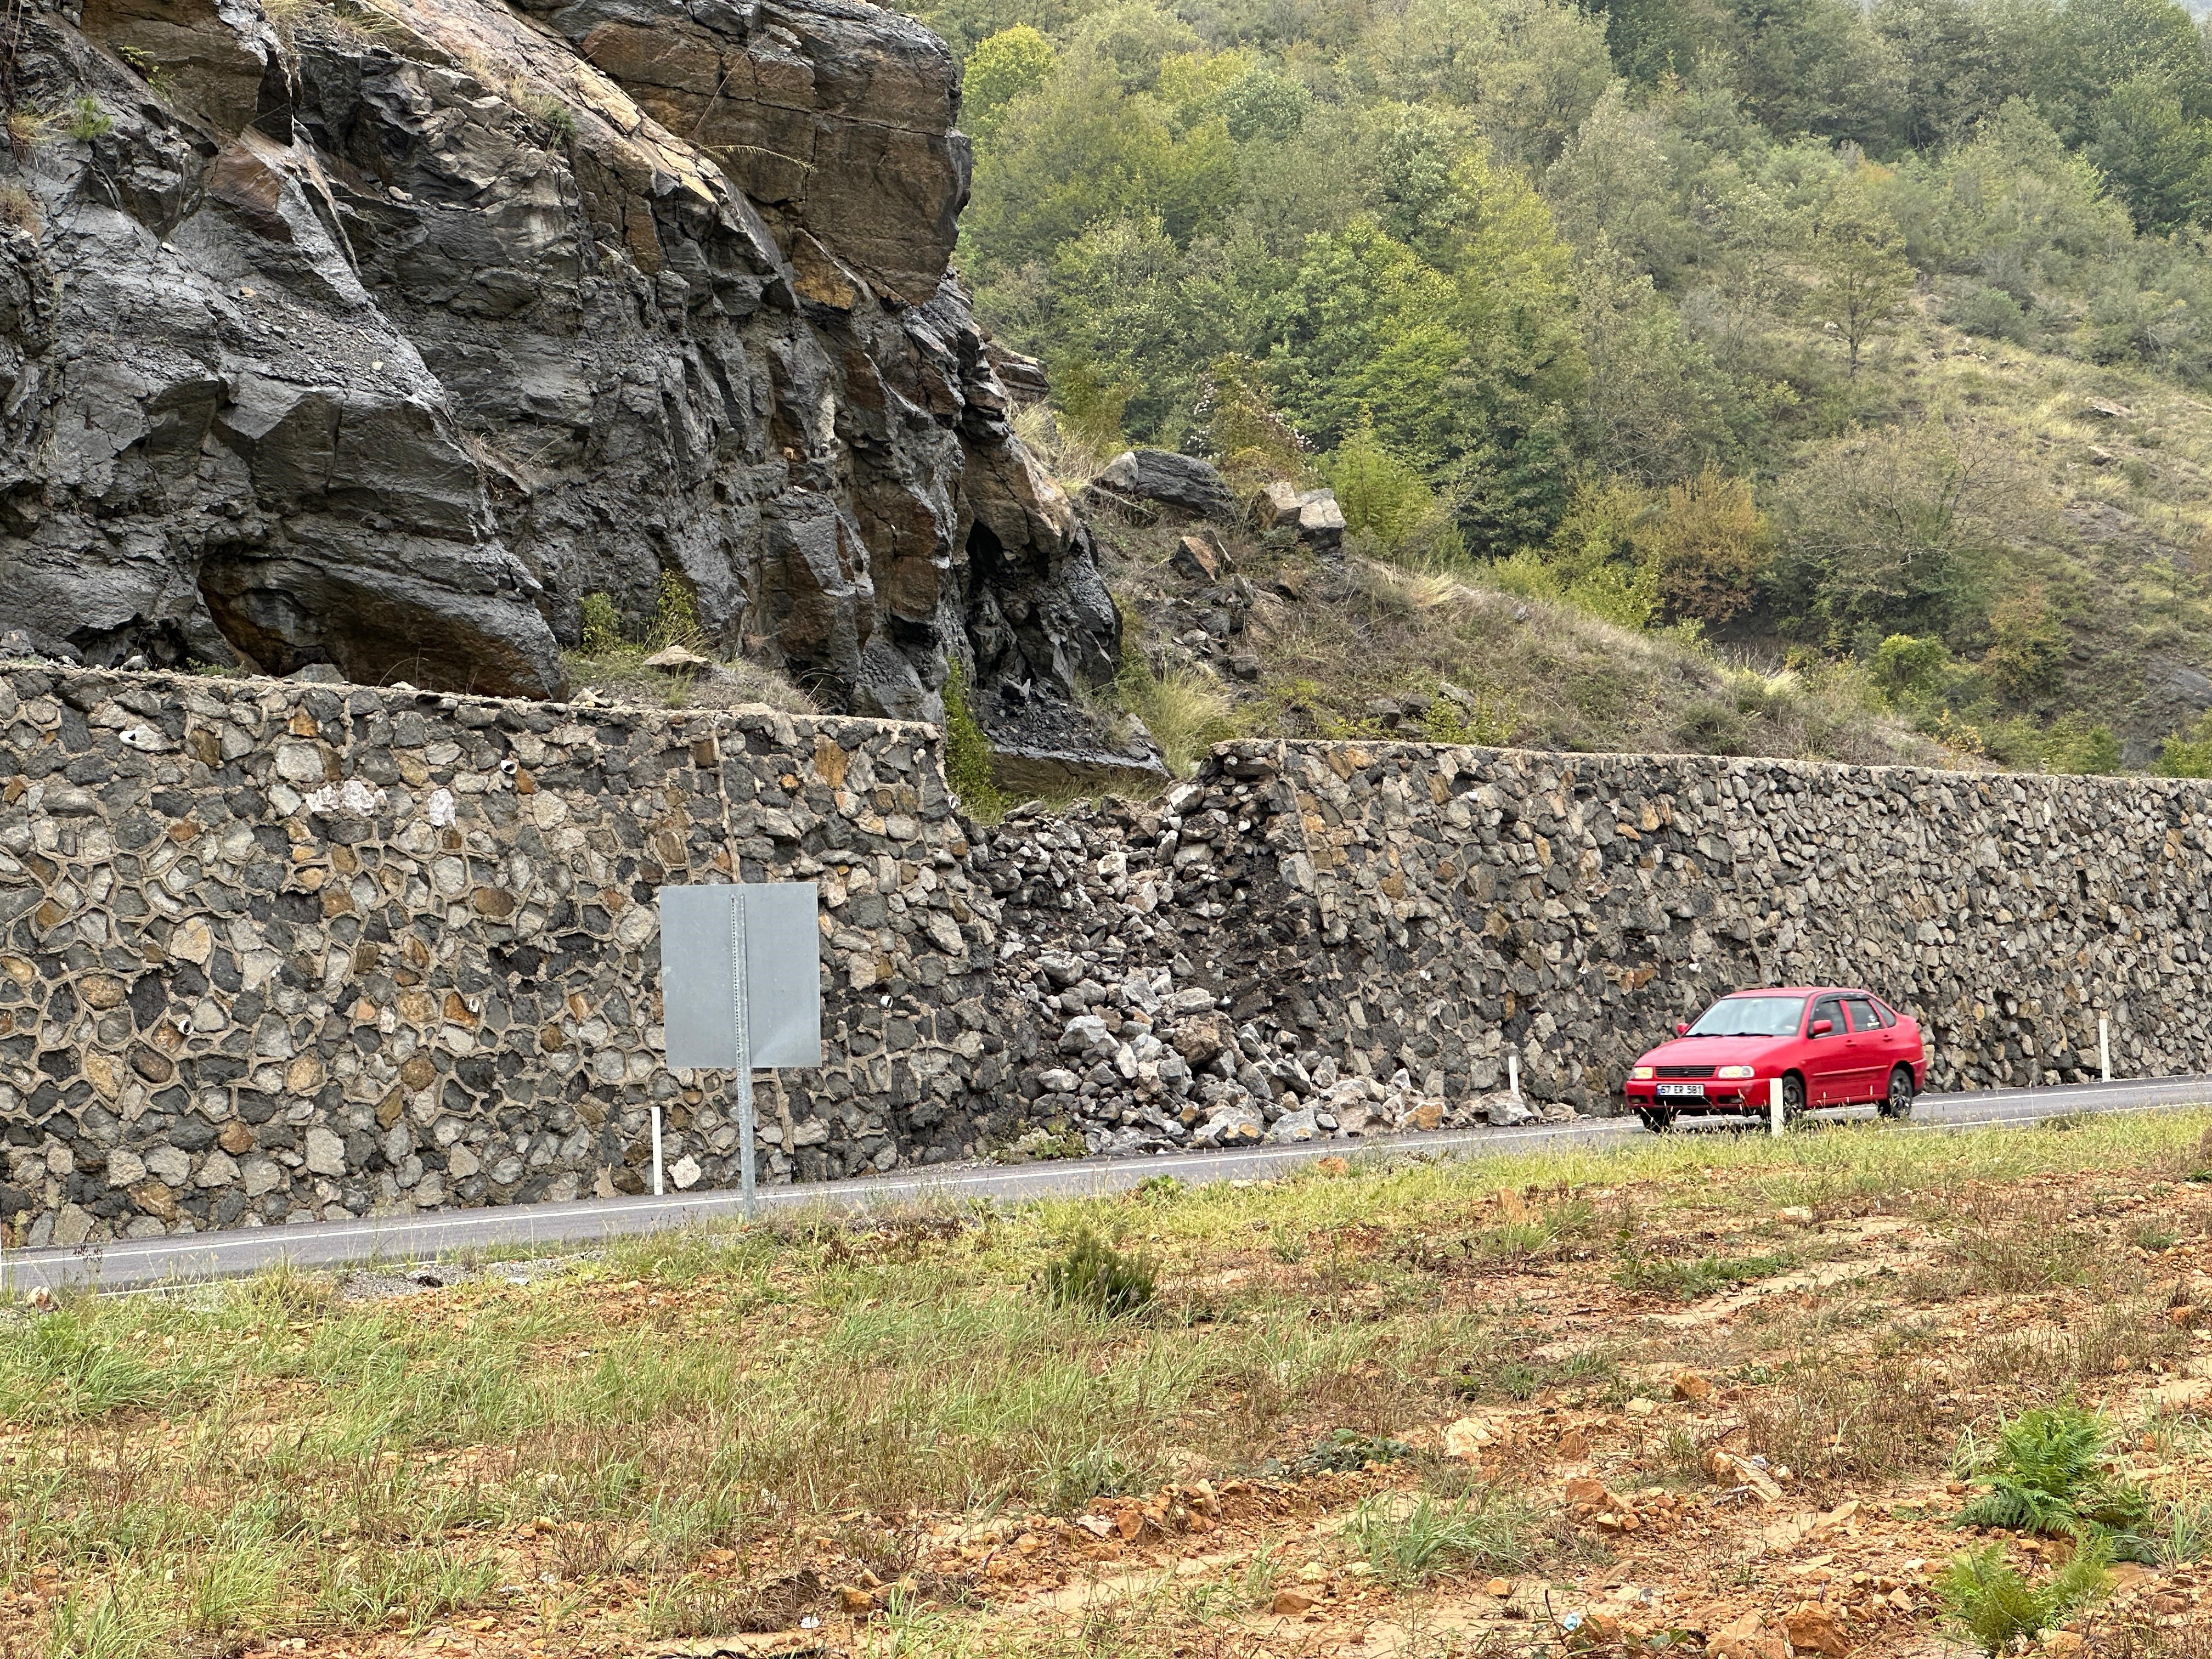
[1674,1023,1689,1036]
[1809,1018,1833,1037]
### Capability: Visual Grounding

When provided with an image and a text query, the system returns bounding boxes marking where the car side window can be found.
[1843,996,1879,1032]
[1809,997,1843,1035]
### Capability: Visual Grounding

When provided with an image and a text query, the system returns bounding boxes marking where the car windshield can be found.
[1686,995,1806,1038]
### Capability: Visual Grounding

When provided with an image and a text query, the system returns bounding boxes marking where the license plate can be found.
[1656,1082,1706,1098]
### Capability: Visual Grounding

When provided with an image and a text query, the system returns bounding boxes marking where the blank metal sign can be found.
[658,884,822,1069]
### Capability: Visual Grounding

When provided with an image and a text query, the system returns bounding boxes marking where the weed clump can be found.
[941,659,1006,820]
[1041,1228,1156,1318]
[63,97,111,140]
[1937,1541,2108,1655]
[1346,1488,1537,1586]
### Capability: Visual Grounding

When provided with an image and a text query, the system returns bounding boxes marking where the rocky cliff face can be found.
[0,0,1118,725]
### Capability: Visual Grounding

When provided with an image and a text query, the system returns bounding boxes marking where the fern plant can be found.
[1955,1407,2154,1556]
[1937,1541,2109,1656]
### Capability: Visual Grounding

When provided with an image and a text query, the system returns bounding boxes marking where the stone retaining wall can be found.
[9,668,2212,1246]
[0,667,1010,1247]
[1179,740,2212,1110]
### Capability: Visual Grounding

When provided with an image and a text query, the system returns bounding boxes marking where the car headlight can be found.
[1716,1065,1755,1079]
[1630,1066,1654,1080]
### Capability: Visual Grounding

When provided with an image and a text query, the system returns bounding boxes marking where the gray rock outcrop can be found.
[1086,449,1239,524]
[0,0,1118,725]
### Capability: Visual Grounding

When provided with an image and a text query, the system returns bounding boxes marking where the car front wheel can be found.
[1780,1073,1807,1125]
[1880,1064,1915,1120]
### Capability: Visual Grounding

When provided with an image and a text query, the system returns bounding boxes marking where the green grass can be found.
[1613,1249,1798,1300]
[1344,1488,1540,1586]
[5,1108,2212,1651]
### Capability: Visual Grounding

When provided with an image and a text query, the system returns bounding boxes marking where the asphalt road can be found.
[8,1072,2210,1294]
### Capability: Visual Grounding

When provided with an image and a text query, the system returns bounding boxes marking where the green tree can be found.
[1639,466,1771,622]
[2037,0,2212,146]
[960,61,1240,273]
[1544,83,1705,284]
[1721,0,1909,150]
[963,26,1058,139]
[1571,238,1733,483]
[1808,166,1913,376]
[2088,76,2212,233]
[1874,0,2034,149]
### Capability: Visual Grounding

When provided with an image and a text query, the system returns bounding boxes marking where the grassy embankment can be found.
[8,1111,2212,1656]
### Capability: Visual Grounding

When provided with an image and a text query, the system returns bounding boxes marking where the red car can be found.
[1622,986,1928,1132]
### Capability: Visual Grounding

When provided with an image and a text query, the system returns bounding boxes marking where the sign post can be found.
[659,883,822,1212]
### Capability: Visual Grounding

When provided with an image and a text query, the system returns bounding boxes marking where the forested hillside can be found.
[912,0,2212,774]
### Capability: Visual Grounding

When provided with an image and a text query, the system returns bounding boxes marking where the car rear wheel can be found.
[1637,1108,1678,1133]
[1880,1064,1915,1120]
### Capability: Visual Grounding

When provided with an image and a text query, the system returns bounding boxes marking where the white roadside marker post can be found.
[651,1105,664,1196]
[2100,1016,2112,1082]
[1507,1052,1521,1102]
[1770,1076,1785,1138]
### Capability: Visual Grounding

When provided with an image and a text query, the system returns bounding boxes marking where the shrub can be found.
[1052,360,1134,457]
[649,572,705,651]
[1871,633,1950,703]
[2153,711,2212,778]
[1942,280,2033,345]
[1041,1229,1156,1318]
[1641,466,1770,623]
[2042,713,2120,776]
[1328,421,1439,551]
[1937,1542,2108,1655]
[1983,584,2064,703]
[1201,353,1310,490]
[940,661,1006,820]
[577,591,626,656]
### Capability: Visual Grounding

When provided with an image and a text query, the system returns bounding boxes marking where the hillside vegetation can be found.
[918,0,2212,773]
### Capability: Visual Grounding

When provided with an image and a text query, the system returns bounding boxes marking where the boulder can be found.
[1172,1012,1233,1068]
[1088,450,1239,523]
[1171,534,1228,583]
[1256,479,1306,529]
[1297,493,1347,556]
